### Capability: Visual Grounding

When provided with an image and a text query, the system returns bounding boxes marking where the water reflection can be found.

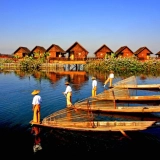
[1,69,160,156]
[31,126,42,153]
[14,70,89,88]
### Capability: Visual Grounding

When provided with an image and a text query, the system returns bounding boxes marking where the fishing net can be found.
[40,96,156,131]
[96,88,130,99]
[74,97,116,109]
[43,107,93,123]
[113,76,137,88]
[42,98,116,128]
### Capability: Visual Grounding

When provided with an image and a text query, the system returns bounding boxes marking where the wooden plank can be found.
[55,71,86,75]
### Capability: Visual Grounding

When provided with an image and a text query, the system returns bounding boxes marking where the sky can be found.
[0,0,160,57]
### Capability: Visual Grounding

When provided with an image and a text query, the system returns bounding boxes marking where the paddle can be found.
[119,129,131,140]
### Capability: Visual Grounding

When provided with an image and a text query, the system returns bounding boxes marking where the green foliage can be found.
[0,58,14,63]
[84,57,160,75]
[19,57,42,70]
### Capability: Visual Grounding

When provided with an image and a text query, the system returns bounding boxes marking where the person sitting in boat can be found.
[104,70,114,88]
[92,76,97,97]
[31,90,42,124]
[63,81,72,107]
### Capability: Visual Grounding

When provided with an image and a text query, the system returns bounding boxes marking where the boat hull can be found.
[113,84,160,90]
[75,106,160,113]
[30,120,156,132]
[94,90,160,102]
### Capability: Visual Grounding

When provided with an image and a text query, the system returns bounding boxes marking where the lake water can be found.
[1,69,160,157]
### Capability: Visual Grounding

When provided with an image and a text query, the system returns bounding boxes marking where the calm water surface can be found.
[0,70,160,157]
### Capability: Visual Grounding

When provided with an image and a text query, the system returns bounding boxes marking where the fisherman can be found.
[92,76,97,97]
[104,70,114,88]
[63,81,72,107]
[31,90,42,124]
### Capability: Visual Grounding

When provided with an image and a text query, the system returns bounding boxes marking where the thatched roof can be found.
[65,41,89,53]
[13,47,30,55]
[30,46,46,53]
[94,44,113,54]
[155,51,160,55]
[115,46,133,56]
[46,44,66,53]
[134,47,153,55]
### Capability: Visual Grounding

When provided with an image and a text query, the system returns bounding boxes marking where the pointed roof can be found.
[30,46,46,53]
[115,46,133,56]
[155,51,160,55]
[134,47,153,55]
[65,41,89,53]
[13,47,30,54]
[46,44,66,53]
[94,44,113,54]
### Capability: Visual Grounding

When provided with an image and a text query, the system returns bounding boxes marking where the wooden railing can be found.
[49,57,103,62]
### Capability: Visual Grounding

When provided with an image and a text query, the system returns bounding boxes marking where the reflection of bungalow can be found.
[155,51,160,58]
[32,71,42,79]
[65,42,89,60]
[13,47,30,58]
[14,70,26,79]
[46,72,64,83]
[71,74,88,90]
[115,46,134,58]
[57,72,88,90]
[134,47,153,60]
[94,44,113,59]
[94,72,106,83]
[46,44,66,59]
[29,46,46,58]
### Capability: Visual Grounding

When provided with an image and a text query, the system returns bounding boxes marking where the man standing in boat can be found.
[104,70,114,88]
[92,76,97,97]
[31,90,42,124]
[63,81,72,107]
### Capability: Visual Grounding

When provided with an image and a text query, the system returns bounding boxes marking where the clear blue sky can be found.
[0,0,160,57]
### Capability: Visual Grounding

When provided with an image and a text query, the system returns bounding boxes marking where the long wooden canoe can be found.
[113,84,160,90]
[94,94,160,102]
[30,120,156,132]
[113,76,160,90]
[29,107,158,132]
[74,98,160,113]
[75,105,160,113]
[93,88,160,102]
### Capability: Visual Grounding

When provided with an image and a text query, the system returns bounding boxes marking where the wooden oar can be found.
[119,129,131,140]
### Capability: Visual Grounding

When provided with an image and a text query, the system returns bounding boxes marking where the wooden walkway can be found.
[1,60,86,71]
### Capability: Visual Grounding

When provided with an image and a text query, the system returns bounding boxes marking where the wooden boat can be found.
[29,107,157,132]
[98,112,160,121]
[75,104,160,113]
[30,120,156,132]
[113,76,160,90]
[93,88,160,102]
[114,84,160,90]
[74,98,160,113]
